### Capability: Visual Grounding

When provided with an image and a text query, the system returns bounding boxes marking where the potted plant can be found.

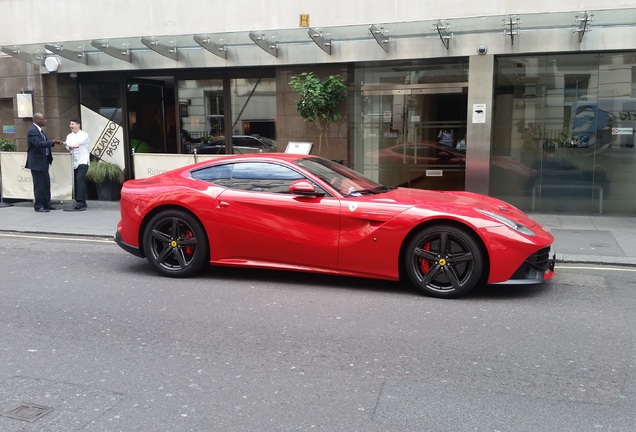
[86,161,125,201]
[289,72,347,155]
[0,138,16,206]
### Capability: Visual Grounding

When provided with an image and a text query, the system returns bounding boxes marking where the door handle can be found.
[218,201,230,208]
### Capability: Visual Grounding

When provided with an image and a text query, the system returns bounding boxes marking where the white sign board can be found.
[285,142,313,155]
[81,105,126,170]
[472,104,486,124]
[612,127,633,135]
[0,151,72,200]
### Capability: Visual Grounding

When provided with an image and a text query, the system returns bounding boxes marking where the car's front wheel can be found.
[405,225,484,298]
[143,209,208,277]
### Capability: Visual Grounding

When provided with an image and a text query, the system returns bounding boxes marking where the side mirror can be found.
[289,180,325,197]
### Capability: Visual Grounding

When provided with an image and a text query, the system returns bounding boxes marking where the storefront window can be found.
[177,79,224,152]
[493,53,636,215]
[79,79,123,125]
[177,77,277,154]
[230,77,277,141]
[352,59,469,190]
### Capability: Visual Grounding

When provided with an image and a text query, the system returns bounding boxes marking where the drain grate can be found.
[1,402,54,422]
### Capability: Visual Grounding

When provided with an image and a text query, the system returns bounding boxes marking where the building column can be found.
[465,54,494,195]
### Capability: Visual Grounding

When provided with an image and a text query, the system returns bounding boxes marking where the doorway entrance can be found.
[126,78,176,154]
[361,82,468,190]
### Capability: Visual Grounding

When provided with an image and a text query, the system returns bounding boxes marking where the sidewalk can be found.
[1,199,636,267]
[0,200,119,238]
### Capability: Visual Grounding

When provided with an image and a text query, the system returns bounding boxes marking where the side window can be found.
[191,164,233,186]
[234,138,248,147]
[230,162,304,193]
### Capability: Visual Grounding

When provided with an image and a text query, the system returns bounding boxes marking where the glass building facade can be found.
[3,2,636,216]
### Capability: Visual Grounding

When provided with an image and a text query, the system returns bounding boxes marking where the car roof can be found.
[192,152,309,166]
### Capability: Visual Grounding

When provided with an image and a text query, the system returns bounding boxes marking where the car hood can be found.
[364,187,537,228]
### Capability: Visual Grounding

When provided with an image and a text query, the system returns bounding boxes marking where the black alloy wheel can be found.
[405,224,484,298]
[143,209,208,277]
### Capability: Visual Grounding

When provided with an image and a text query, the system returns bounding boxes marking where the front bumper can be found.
[493,247,555,285]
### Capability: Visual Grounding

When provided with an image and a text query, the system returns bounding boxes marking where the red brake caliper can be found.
[184,230,194,256]
[419,242,431,273]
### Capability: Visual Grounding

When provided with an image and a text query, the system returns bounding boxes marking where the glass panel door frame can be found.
[359,82,468,190]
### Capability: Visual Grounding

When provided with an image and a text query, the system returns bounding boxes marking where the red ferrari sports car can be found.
[115,153,555,298]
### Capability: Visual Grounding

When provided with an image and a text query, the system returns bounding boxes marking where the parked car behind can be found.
[193,135,278,154]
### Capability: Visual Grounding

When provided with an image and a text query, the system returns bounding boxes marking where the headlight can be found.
[476,209,535,237]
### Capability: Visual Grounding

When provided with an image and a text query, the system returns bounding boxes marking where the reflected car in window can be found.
[115,153,555,299]
[193,135,278,154]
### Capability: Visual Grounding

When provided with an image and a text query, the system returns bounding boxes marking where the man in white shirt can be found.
[64,118,90,210]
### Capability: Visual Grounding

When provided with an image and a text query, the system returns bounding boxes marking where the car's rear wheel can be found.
[405,225,484,298]
[143,209,208,277]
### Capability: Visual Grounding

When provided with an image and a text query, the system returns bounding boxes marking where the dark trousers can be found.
[31,169,51,210]
[74,164,89,206]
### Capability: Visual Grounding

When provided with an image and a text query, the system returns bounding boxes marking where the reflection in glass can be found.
[493,53,636,215]
[353,59,468,191]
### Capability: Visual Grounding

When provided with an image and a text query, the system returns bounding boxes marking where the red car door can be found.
[211,162,341,271]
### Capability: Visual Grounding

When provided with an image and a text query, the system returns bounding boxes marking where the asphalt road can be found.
[0,232,634,432]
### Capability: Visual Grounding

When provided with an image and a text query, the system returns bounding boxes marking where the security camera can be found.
[477,45,488,55]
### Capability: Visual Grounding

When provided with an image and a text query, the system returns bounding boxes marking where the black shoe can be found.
[73,203,86,210]
[35,208,50,213]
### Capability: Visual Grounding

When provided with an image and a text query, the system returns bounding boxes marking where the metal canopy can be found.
[0,8,633,69]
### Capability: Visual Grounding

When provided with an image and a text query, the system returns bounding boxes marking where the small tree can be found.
[289,72,347,155]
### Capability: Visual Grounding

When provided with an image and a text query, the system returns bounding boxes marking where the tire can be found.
[405,224,484,298]
[142,209,208,278]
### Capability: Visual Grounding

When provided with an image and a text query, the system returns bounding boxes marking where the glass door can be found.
[361,83,468,191]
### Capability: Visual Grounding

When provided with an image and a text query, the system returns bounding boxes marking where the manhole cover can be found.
[1,402,54,422]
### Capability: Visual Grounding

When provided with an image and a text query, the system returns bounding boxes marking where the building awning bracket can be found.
[308,28,332,55]
[433,20,453,50]
[140,37,178,61]
[369,25,391,53]
[0,47,44,66]
[193,35,227,59]
[44,44,87,64]
[502,16,521,46]
[249,32,278,57]
[90,40,131,62]
[573,11,593,43]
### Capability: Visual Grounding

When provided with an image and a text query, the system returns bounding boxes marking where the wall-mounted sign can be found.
[612,127,633,135]
[472,103,486,124]
[17,93,33,118]
[3,125,16,134]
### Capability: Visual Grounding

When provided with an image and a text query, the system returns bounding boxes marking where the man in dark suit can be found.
[26,112,61,212]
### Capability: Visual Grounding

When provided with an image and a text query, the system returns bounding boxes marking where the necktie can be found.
[41,130,49,155]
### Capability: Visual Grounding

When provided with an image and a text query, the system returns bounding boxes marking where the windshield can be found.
[295,157,393,196]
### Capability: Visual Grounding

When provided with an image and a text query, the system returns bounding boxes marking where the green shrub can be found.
[0,138,16,151]
[86,161,125,184]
